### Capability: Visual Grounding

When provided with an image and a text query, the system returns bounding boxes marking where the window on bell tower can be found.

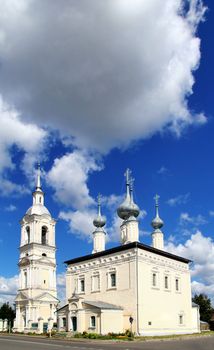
[26,226,30,244]
[41,226,48,245]
[24,271,27,288]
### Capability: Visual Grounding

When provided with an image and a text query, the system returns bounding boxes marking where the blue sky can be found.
[0,0,214,304]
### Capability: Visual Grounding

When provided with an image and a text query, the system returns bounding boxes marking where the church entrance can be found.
[71,316,77,331]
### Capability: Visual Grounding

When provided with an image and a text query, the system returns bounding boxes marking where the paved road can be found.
[0,334,214,350]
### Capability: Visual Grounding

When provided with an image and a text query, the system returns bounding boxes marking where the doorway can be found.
[71,316,77,331]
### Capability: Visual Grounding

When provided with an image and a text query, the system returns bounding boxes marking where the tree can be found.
[192,293,213,323]
[0,302,16,326]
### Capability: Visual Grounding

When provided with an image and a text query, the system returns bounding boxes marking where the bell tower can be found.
[14,165,59,333]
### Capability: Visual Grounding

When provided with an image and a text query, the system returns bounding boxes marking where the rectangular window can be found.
[24,271,27,288]
[152,273,156,287]
[92,274,100,291]
[62,317,66,327]
[80,278,85,292]
[110,272,116,287]
[90,316,96,328]
[164,276,168,289]
[175,278,179,292]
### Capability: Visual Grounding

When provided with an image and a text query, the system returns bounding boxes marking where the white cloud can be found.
[0,275,18,304]
[0,0,206,153]
[179,212,207,226]
[47,151,102,209]
[166,231,214,304]
[0,96,47,195]
[59,192,132,242]
[4,204,17,212]
[59,209,96,241]
[157,166,168,175]
[56,273,66,305]
[167,193,190,206]
[209,211,214,217]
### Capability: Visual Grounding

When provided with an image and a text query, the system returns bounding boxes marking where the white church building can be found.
[13,166,59,333]
[13,167,199,335]
[57,169,200,336]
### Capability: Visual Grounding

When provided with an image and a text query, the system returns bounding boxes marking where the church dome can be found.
[151,215,163,230]
[129,201,140,218]
[151,194,164,230]
[93,194,106,228]
[26,204,51,216]
[117,197,133,220]
[93,214,106,228]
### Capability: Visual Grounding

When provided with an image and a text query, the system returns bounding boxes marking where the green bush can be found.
[74,332,82,338]
[88,333,99,339]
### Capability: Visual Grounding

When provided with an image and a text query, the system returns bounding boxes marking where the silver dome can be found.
[93,214,106,228]
[93,194,106,228]
[117,196,133,220]
[151,194,164,230]
[117,169,140,220]
[151,215,164,230]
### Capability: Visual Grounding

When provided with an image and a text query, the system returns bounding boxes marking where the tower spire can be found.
[151,194,163,230]
[125,168,131,199]
[93,194,106,229]
[117,168,133,220]
[36,162,42,192]
[151,194,164,250]
[32,163,45,207]
[92,194,106,254]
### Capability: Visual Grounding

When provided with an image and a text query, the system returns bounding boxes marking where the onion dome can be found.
[151,194,164,230]
[117,169,133,220]
[93,194,106,228]
[129,177,140,218]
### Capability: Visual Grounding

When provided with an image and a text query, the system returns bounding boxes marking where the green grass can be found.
[135,331,214,341]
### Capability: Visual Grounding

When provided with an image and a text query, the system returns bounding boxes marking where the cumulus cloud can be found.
[59,209,96,241]
[0,275,19,303]
[0,0,208,237]
[166,231,214,304]
[179,212,207,226]
[0,96,47,195]
[0,0,206,153]
[167,193,190,206]
[47,151,102,209]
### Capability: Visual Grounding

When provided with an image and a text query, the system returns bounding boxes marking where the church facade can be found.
[58,170,200,336]
[13,166,59,333]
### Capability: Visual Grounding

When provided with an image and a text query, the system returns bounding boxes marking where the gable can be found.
[36,292,59,303]
[15,291,28,302]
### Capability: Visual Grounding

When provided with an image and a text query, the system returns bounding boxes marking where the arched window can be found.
[26,226,30,244]
[42,253,47,257]
[41,226,48,245]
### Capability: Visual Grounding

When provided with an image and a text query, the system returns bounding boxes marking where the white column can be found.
[67,310,71,331]
[38,317,44,334]
[16,306,21,327]
[152,230,164,250]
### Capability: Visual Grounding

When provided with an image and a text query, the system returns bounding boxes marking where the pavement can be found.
[0,334,214,350]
